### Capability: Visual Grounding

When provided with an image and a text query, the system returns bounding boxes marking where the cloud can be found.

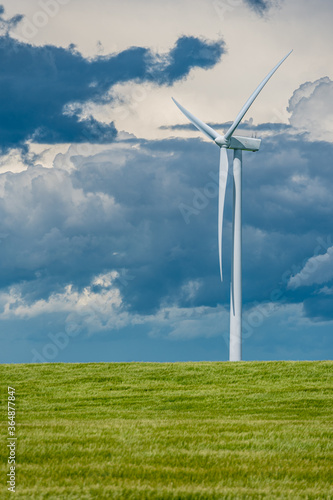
[1,67,333,329]
[288,77,333,141]
[1,271,121,317]
[0,114,332,359]
[152,36,226,86]
[0,270,132,334]
[160,120,290,135]
[0,125,332,321]
[288,246,333,289]
[0,7,225,151]
[0,6,23,36]
[244,0,280,15]
[0,263,228,340]
[214,0,281,17]
[318,286,333,295]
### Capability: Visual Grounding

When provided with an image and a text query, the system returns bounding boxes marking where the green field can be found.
[1,361,332,499]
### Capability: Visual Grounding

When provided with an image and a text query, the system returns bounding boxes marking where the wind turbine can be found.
[172,51,292,362]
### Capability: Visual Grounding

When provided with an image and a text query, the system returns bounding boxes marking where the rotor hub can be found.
[215,135,229,148]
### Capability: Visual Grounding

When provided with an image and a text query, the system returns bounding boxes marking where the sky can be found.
[0,0,332,363]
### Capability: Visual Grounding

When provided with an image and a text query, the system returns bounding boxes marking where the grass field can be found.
[1,361,332,499]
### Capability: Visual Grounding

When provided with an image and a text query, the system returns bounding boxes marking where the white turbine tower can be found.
[173,51,292,361]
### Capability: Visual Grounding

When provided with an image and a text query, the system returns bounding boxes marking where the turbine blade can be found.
[172,98,219,141]
[224,50,293,140]
[218,147,229,281]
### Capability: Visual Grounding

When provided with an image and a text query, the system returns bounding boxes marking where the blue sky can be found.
[0,0,332,363]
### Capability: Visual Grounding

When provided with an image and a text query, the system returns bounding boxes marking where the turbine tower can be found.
[173,51,292,361]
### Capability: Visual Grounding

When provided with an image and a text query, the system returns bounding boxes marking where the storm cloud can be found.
[0,6,225,151]
[0,128,332,323]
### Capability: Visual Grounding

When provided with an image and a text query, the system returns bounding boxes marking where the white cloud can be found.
[288,77,333,141]
[318,286,333,295]
[180,280,202,300]
[0,270,228,339]
[288,246,333,289]
[1,271,121,317]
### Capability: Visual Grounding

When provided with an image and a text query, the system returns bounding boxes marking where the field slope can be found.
[1,361,332,499]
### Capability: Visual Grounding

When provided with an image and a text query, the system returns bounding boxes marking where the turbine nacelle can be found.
[215,135,261,152]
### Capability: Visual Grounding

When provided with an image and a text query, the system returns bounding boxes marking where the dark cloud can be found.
[245,0,280,14]
[153,36,226,85]
[160,121,291,134]
[0,6,23,36]
[0,7,225,151]
[0,130,333,324]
